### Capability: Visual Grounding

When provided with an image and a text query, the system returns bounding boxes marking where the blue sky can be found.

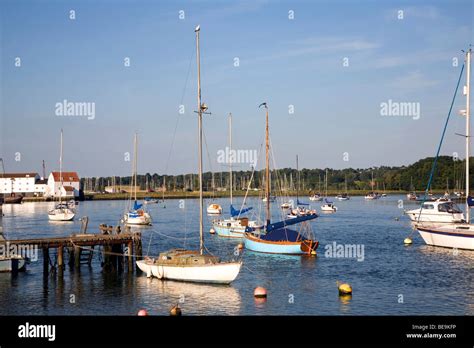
[1,0,473,177]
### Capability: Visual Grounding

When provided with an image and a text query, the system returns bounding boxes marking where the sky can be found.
[0,0,473,177]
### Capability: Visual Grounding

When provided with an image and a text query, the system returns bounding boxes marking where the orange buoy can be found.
[237,243,244,250]
[254,286,267,298]
[170,304,182,316]
[137,309,148,316]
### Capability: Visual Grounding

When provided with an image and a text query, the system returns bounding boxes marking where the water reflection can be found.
[136,276,242,315]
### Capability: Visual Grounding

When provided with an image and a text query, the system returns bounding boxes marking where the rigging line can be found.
[237,143,263,218]
[163,47,195,176]
[414,63,465,227]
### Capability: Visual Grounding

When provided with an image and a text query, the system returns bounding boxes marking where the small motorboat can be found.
[281,202,291,209]
[287,206,318,219]
[321,199,337,213]
[336,193,350,201]
[309,193,323,201]
[4,194,23,204]
[207,203,222,215]
[365,192,379,200]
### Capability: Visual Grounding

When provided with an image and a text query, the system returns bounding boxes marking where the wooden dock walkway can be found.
[0,218,143,274]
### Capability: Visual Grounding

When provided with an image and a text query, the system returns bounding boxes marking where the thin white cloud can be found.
[389,71,439,90]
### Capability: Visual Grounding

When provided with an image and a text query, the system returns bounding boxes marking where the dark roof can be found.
[1,173,39,178]
[35,179,48,185]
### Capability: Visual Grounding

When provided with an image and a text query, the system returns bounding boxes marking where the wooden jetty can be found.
[0,217,143,274]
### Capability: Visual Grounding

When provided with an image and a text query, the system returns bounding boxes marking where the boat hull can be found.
[244,233,315,255]
[0,257,26,272]
[406,210,464,224]
[417,226,474,250]
[136,260,241,284]
[48,210,75,221]
[124,213,152,225]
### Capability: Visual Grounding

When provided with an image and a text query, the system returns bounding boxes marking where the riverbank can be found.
[21,190,449,202]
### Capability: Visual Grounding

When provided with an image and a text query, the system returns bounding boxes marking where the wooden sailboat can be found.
[122,133,152,225]
[416,48,474,250]
[243,103,319,255]
[136,25,242,283]
[48,129,75,221]
[212,113,262,238]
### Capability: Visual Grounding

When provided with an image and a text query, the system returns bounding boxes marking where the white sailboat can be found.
[123,133,152,225]
[136,25,242,283]
[211,113,261,238]
[415,48,474,250]
[48,129,75,222]
[321,169,337,213]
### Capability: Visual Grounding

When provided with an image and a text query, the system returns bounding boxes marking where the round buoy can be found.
[209,228,216,234]
[338,283,352,295]
[237,243,244,250]
[404,237,413,245]
[137,309,148,316]
[254,286,267,298]
[310,250,317,256]
[170,304,182,316]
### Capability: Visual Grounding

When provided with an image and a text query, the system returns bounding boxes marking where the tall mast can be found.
[195,25,204,255]
[296,155,299,204]
[59,129,63,204]
[229,113,233,205]
[466,48,471,222]
[260,103,270,226]
[134,132,138,201]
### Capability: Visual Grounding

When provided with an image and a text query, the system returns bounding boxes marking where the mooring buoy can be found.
[337,282,352,295]
[404,237,413,245]
[237,243,244,250]
[170,304,182,316]
[254,286,267,298]
[209,228,216,234]
[137,309,148,316]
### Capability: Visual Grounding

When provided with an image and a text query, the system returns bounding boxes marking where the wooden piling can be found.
[58,245,64,269]
[43,247,49,274]
[127,241,133,270]
[74,246,81,268]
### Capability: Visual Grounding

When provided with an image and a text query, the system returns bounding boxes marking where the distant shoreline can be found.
[20,190,450,202]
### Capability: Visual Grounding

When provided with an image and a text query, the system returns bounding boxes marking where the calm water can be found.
[1,195,473,315]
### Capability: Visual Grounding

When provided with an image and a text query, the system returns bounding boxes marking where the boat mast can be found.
[229,113,233,206]
[296,155,299,204]
[466,48,471,222]
[134,132,138,202]
[59,129,63,204]
[195,25,204,255]
[260,102,270,226]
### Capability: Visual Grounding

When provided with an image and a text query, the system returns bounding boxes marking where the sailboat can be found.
[415,48,474,250]
[136,25,242,283]
[309,174,323,201]
[122,133,152,226]
[321,169,337,213]
[364,171,379,200]
[336,174,350,201]
[212,113,262,238]
[287,155,317,219]
[48,129,75,221]
[243,103,319,255]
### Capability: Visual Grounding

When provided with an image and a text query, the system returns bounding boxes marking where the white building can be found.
[0,173,40,196]
[34,179,48,197]
[46,171,80,198]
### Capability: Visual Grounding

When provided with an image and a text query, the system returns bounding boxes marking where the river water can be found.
[1,195,473,315]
